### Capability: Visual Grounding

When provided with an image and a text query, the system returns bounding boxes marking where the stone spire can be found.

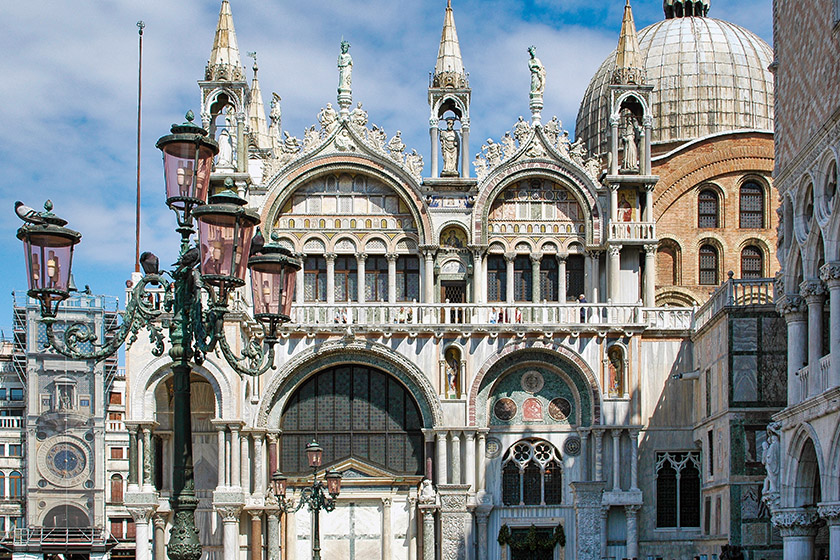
[432,0,467,89]
[612,0,646,86]
[205,0,245,82]
[246,53,270,150]
[663,0,710,18]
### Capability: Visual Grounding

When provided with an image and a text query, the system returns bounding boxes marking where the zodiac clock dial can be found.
[46,443,86,479]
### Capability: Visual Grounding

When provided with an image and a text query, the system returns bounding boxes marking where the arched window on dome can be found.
[739,182,765,228]
[741,246,763,279]
[501,439,563,506]
[699,244,719,285]
[698,189,719,228]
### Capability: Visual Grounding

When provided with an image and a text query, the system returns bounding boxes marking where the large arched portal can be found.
[280,364,425,475]
[43,504,89,527]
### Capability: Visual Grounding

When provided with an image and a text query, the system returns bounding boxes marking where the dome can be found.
[575,16,774,156]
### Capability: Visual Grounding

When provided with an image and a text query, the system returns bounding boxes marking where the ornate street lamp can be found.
[15,111,301,560]
[272,440,342,560]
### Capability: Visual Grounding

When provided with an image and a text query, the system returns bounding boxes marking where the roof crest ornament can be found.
[612,0,646,85]
[206,0,245,82]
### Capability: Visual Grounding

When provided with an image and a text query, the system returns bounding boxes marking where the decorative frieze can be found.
[771,508,824,537]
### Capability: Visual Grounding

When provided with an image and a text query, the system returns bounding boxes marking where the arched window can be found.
[739,182,765,228]
[0,472,5,498]
[741,246,763,279]
[365,256,389,302]
[280,365,424,475]
[698,244,719,285]
[334,256,358,302]
[566,255,585,301]
[396,256,420,302]
[304,256,327,302]
[501,439,563,506]
[487,255,507,302]
[656,452,700,528]
[698,189,719,228]
[8,472,21,498]
[539,257,559,302]
[513,256,532,302]
[110,474,123,504]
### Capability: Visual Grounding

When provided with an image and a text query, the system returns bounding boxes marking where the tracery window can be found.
[741,246,763,279]
[334,256,358,302]
[739,182,765,228]
[698,189,719,228]
[698,244,719,285]
[280,365,424,475]
[514,256,532,302]
[501,439,563,506]
[304,256,327,302]
[396,256,420,301]
[365,256,389,302]
[540,258,559,302]
[655,452,700,528]
[488,255,507,302]
[488,179,585,236]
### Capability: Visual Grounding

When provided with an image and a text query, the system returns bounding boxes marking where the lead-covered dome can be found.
[576,15,774,156]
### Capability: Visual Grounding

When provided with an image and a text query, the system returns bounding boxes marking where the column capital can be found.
[624,504,641,515]
[776,294,808,320]
[772,507,824,537]
[643,183,656,192]
[643,243,657,256]
[248,510,263,521]
[153,512,169,528]
[265,432,278,444]
[820,262,840,287]
[504,252,517,263]
[216,505,243,522]
[608,245,622,257]
[586,249,603,259]
[324,252,337,263]
[529,252,543,265]
[800,278,827,301]
[127,506,157,523]
[611,428,622,440]
[385,253,398,262]
[356,252,368,263]
[628,428,640,439]
[818,502,840,525]
[578,427,591,439]
[382,496,393,507]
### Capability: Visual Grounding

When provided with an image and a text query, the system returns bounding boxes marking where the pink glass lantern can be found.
[155,111,217,213]
[306,440,324,469]
[249,244,301,327]
[325,470,342,497]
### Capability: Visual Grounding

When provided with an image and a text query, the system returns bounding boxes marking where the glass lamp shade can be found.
[306,440,324,469]
[325,470,342,496]
[271,471,287,497]
[17,211,81,316]
[192,190,259,292]
[155,111,218,211]
[249,245,301,321]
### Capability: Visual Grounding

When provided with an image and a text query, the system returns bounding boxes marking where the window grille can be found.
[741,246,763,279]
[566,255,585,300]
[739,182,764,228]
[699,245,719,285]
[396,256,420,301]
[304,256,327,302]
[365,256,389,302]
[501,439,563,506]
[655,451,701,528]
[539,258,559,301]
[513,256,532,302]
[698,189,719,228]
[334,256,358,302]
[487,255,507,302]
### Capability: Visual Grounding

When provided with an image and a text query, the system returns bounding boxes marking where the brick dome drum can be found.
[576,16,774,156]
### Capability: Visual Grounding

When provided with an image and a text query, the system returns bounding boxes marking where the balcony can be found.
[694,277,776,332]
[608,221,656,243]
[796,354,832,402]
[0,418,22,429]
[284,302,694,334]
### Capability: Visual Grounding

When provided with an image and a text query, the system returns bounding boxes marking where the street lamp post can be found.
[270,440,342,560]
[15,111,301,560]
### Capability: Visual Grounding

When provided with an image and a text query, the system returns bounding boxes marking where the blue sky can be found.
[0,0,772,338]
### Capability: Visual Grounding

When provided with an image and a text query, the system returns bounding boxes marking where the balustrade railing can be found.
[608,221,656,242]
[0,417,22,429]
[286,302,692,331]
[694,277,776,331]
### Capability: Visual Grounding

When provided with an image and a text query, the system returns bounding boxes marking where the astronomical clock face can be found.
[37,436,91,488]
[46,443,86,478]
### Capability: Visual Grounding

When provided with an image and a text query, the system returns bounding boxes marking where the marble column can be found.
[626,504,640,559]
[593,429,604,482]
[643,244,656,307]
[437,432,449,484]
[629,428,640,491]
[231,425,242,490]
[477,432,487,492]
[578,429,590,482]
[325,253,336,305]
[382,497,393,560]
[609,118,619,175]
[407,497,418,560]
[217,426,228,487]
[253,432,265,496]
[250,512,263,560]
[558,254,567,303]
[387,253,398,304]
[530,253,542,302]
[505,252,516,304]
[451,432,462,484]
[643,117,653,175]
[609,184,619,221]
[801,278,826,395]
[153,514,166,560]
[240,432,250,491]
[822,262,840,388]
[219,506,242,560]
[357,253,368,303]
[461,124,471,178]
[295,253,305,305]
[266,510,280,560]
[421,508,435,560]
[608,245,622,303]
[430,122,440,178]
[819,502,840,560]
[642,184,654,222]
[590,250,601,304]
[142,425,154,492]
[128,426,139,491]
[611,429,621,490]
[773,508,821,560]
[424,250,436,304]
[285,508,296,560]
[476,512,489,560]
[267,433,278,479]
[129,508,154,560]
[599,506,609,559]
[464,432,476,492]
[778,295,808,404]
[472,249,485,304]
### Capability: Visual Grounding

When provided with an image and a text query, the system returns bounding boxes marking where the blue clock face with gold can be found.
[46,442,86,478]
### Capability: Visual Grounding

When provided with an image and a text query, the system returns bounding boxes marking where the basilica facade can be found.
[123,1,781,559]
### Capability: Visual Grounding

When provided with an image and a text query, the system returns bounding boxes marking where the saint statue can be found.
[440,118,460,176]
[217,128,233,167]
[528,46,546,96]
[761,422,781,499]
[338,40,352,93]
[269,93,282,130]
[620,109,641,170]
